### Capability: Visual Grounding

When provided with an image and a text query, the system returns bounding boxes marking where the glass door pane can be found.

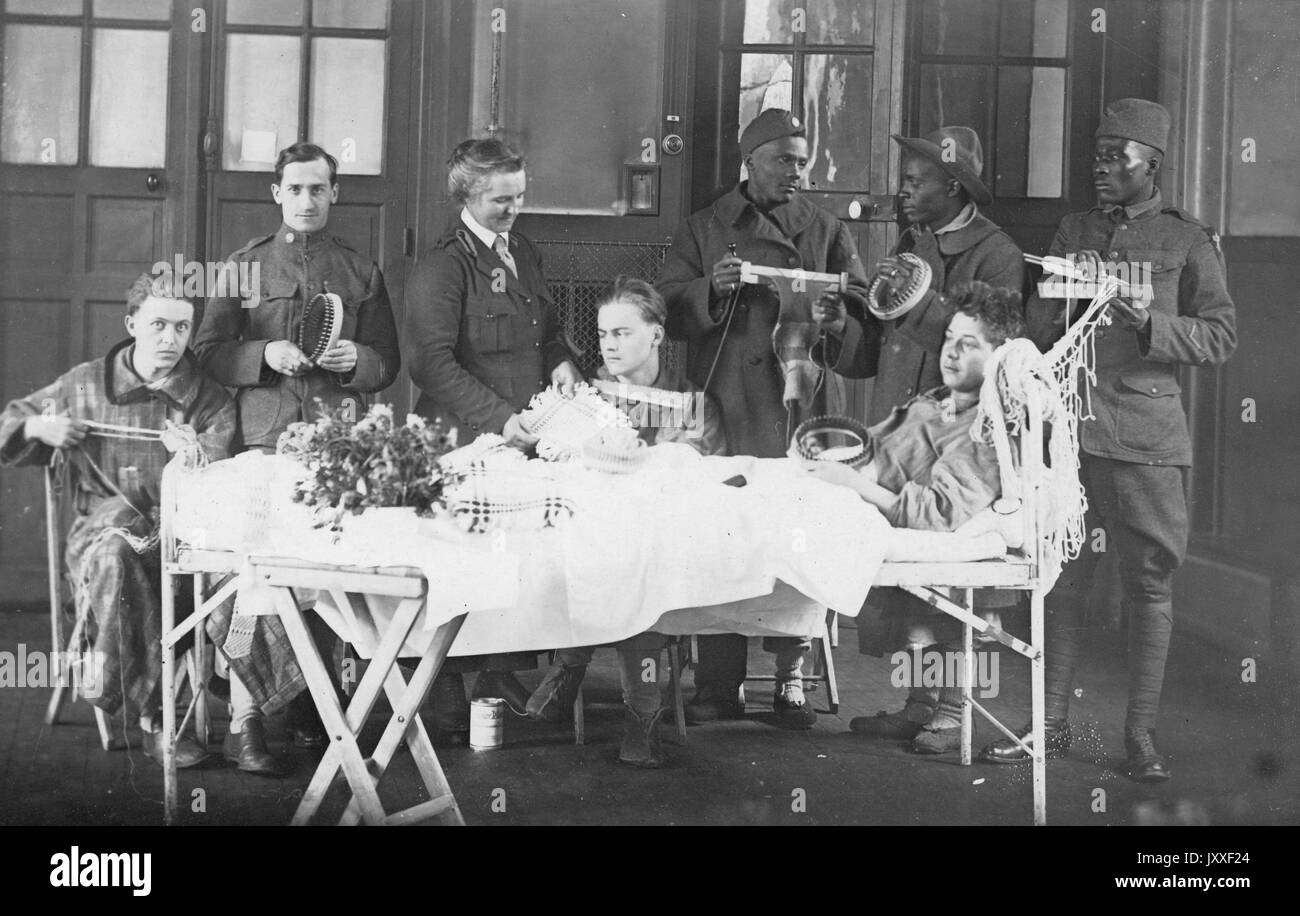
[1,24,81,165]
[89,28,171,167]
[223,33,301,171]
[309,37,386,175]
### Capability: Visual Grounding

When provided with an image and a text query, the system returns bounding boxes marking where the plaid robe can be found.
[1,340,303,716]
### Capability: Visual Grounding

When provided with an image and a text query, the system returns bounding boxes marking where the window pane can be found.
[227,0,303,26]
[472,0,666,215]
[807,0,874,44]
[89,28,170,167]
[312,0,388,30]
[5,0,81,13]
[1,25,81,165]
[743,0,800,43]
[309,38,385,175]
[224,34,300,171]
[1000,0,1068,57]
[993,66,1064,198]
[804,53,873,191]
[920,0,997,56]
[737,53,794,182]
[94,0,172,20]
[918,63,991,141]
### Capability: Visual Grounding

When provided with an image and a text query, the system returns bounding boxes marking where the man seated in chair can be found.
[524,277,726,767]
[0,271,235,767]
[806,280,1024,753]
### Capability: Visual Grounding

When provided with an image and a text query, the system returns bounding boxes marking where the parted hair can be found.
[447,138,526,203]
[944,281,1024,347]
[599,276,667,327]
[275,141,339,184]
[127,270,192,316]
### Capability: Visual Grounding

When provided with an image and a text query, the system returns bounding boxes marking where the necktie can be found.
[493,235,518,278]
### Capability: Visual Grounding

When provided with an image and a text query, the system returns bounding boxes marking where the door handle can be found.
[146,173,162,192]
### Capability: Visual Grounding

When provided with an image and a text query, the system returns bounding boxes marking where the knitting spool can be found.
[299,291,343,361]
[792,415,872,469]
[469,697,505,749]
[867,252,931,320]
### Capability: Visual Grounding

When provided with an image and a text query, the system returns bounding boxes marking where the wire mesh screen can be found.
[536,238,680,376]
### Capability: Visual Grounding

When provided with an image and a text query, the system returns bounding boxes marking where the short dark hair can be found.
[598,276,667,327]
[944,281,1024,347]
[275,142,339,184]
[447,138,526,203]
[126,270,192,316]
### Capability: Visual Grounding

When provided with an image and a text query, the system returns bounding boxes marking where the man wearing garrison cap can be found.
[980,99,1237,782]
[812,126,1024,756]
[658,107,869,729]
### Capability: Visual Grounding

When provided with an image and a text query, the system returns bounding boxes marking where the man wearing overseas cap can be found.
[812,126,1025,755]
[979,99,1237,782]
[658,107,869,729]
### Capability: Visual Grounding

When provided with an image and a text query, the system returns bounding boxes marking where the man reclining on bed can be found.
[805,280,1024,754]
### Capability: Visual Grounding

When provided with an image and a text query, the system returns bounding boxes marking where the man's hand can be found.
[873,255,916,294]
[502,413,539,450]
[315,339,358,373]
[550,360,583,398]
[710,255,744,297]
[24,412,87,449]
[265,340,315,376]
[1106,296,1151,331]
[160,421,198,455]
[811,291,847,335]
[802,459,863,492]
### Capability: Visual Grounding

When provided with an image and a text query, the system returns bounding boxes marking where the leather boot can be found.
[525,664,587,723]
[1125,727,1171,782]
[143,728,210,769]
[683,683,744,725]
[223,718,289,778]
[619,706,666,768]
[978,716,1071,763]
[428,672,470,733]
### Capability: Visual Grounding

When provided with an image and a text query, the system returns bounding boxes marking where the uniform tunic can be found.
[193,224,401,450]
[0,342,235,714]
[658,184,869,458]
[404,225,574,443]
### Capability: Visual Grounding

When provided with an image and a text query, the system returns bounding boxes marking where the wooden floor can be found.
[2,604,1297,826]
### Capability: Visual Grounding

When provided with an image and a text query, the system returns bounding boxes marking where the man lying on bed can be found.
[806,280,1024,754]
[524,277,726,768]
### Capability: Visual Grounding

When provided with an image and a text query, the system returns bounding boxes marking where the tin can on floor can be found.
[470,697,505,749]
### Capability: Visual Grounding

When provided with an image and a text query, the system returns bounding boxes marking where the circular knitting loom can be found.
[866,252,931,321]
[299,291,343,361]
[792,415,872,468]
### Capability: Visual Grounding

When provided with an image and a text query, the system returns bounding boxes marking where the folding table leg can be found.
[338,614,466,826]
[1030,588,1047,825]
[161,567,178,825]
[960,589,974,767]
[667,642,687,745]
[278,587,396,826]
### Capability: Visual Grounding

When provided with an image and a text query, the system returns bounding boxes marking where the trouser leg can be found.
[764,635,812,682]
[618,632,670,717]
[693,634,747,690]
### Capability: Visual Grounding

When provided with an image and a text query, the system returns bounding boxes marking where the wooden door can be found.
[0,0,202,601]
[202,0,416,409]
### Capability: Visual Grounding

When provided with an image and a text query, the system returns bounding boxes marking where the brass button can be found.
[1150,387,1158,394]
[1109,251,1118,258]
[285,232,295,243]
[787,257,798,267]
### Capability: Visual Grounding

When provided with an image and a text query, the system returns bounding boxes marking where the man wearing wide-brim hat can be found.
[980,98,1237,782]
[658,107,869,730]
[812,125,1025,756]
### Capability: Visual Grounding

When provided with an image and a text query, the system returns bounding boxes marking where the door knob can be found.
[146,173,162,192]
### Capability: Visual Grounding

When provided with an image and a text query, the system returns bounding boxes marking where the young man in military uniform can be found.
[658,108,869,729]
[979,99,1237,781]
[192,141,401,763]
[813,127,1024,751]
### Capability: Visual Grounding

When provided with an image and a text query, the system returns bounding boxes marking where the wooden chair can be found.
[568,638,690,746]
[42,462,211,750]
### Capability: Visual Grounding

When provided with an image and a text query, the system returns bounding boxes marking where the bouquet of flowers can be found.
[277,401,456,527]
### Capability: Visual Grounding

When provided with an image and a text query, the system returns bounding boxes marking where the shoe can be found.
[912,725,962,755]
[428,672,470,733]
[223,718,289,778]
[772,680,817,730]
[142,728,210,769]
[526,664,588,723]
[683,684,744,725]
[978,717,1071,763]
[848,699,936,739]
[1125,728,1171,783]
[285,691,328,749]
[472,670,530,717]
[618,706,666,769]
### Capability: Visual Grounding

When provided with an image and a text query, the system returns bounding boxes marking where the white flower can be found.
[369,403,394,420]
[405,413,426,430]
